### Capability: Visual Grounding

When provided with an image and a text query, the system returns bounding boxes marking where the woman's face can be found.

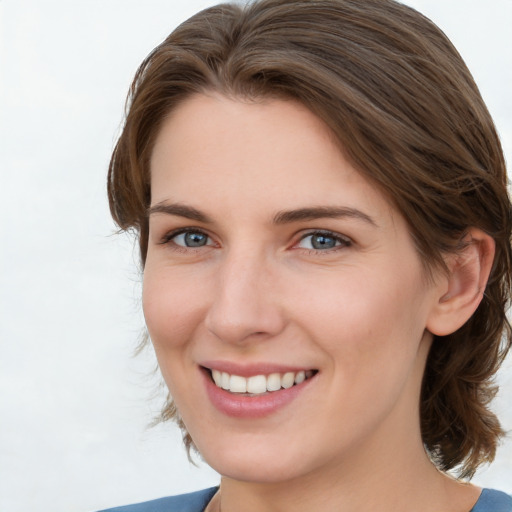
[144,94,445,483]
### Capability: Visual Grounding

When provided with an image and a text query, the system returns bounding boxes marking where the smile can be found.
[208,369,317,395]
[201,365,318,417]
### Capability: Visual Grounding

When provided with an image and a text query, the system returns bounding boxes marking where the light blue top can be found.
[97,486,512,512]
[96,487,218,512]
[471,489,512,512]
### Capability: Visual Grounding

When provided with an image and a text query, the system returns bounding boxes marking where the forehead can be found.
[151,93,341,174]
[149,93,398,227]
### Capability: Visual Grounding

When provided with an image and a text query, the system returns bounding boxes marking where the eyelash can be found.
[159,228,214,251]
[296,230,352,253]
[159,228,352,254]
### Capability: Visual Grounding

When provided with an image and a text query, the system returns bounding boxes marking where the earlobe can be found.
[426,228,495,336]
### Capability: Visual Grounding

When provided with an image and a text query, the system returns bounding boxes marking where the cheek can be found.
[142,264,207,351]
[290,264,430,371]
[300,271,430,429]
[141,266,210,404]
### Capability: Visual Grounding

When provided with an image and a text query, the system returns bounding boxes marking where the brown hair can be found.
[108,0,512,478]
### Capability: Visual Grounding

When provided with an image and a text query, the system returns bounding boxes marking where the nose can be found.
[204,251,286,345]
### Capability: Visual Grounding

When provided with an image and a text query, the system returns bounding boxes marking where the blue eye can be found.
[297,232,350,250]
[171,231,211,248]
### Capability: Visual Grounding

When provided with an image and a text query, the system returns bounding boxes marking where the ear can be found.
[426,228,495,336]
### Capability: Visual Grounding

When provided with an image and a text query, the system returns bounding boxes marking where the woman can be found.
[101,0,512,510]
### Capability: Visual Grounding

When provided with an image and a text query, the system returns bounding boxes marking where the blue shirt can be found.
[472,489,512,512]
[97,486,512,512]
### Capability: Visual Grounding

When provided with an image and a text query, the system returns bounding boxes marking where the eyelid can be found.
[294,229,353,250]
[157,226,351,252]
[159,227,215,247]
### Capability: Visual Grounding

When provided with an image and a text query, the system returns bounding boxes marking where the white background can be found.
[0,1,511,511]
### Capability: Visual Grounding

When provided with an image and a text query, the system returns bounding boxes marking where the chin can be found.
[193,434,328,484]
[207,456,309,484]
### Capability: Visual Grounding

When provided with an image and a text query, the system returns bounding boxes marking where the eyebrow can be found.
[273,206,377,227]
[147,202,213,223]
[148,202,377,227]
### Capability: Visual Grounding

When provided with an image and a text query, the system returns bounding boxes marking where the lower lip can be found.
[202,368,315,418]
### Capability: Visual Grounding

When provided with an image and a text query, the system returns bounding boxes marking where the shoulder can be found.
[96,487,218,512]
[471,488,512,512]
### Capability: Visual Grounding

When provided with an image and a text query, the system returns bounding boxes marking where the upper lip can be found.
[200,360,316,377]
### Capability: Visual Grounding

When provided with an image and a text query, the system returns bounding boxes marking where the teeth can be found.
[294,370,305,384]
[229,374,247,393]
[210,369,314,395]
[221,372,230,390]
[281,372,295,389]
[212,369,222,387]
[266,373,281,392]
[247,375,267,394]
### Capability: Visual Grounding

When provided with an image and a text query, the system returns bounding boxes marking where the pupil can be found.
[185,232,207,247]
[312,235,335,249]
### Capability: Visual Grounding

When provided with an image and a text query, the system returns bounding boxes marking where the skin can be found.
[143,94,489,512]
